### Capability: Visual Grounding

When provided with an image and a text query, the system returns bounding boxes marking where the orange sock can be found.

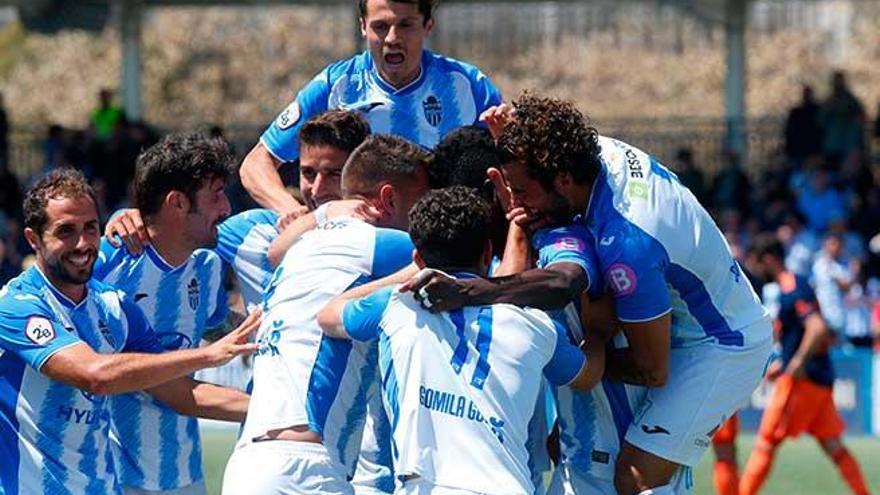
[831,448,870,495]
[713,459,739,495]
[739,444,775,495]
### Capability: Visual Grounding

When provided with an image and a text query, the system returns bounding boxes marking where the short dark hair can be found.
[409,186,491,270]
[498,91,602,190]
[342,134,430,197]
[135,132,233,216]
[430,126,505,193]
[298,110,371,154]
[24,168,98,236]
[358,0,434,23]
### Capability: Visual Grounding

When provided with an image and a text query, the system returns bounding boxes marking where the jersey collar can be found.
[145,245,189,273]
[32,265,88,310]
[583,166,608,225]
[368,50,429,96]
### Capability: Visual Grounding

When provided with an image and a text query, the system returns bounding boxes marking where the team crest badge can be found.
[275,101,301,130]
[422,95,442,127]
[187,278,200,311]
[97,320,116,348]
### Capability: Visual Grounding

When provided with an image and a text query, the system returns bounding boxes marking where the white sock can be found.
[636,485,675,495]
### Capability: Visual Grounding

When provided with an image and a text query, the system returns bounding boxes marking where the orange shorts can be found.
[758,374,846,442]
[712,414,739,445]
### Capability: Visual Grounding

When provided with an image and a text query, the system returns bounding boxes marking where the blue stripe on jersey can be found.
[601,379,632,444]
[306,338,354,435]
[373,407,395,493]
[570,392,596,471]
[0,354,25,495]
[666,264,744,346]
[186,413,201,486]
[80,401,108,495]
[434,70,462,136]
[470,307,493,389]
[378,331,400,461]
[449,309,468,374]
[389,89,419,146]
[648,156,678,183]
[38,381,75,491]
[335,343,379,468]
[113,395,144,486]
[158,408,180,489]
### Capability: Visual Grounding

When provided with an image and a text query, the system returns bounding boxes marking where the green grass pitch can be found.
[200,428,879,494]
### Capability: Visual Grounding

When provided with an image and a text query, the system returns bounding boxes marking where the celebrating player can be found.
[318,186,606,495]
[221,135,431,495]
[239,0,501,223]
[407,92,772,495]
[0,169,259,495]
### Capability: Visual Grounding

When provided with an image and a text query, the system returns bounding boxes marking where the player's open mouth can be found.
[66,251,94,268]
[384,53,405,67]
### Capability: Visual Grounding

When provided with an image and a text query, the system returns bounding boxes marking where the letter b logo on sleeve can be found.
[606,263,637,297]
[26,316,56,345]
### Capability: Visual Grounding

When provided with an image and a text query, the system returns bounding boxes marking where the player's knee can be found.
[754,434,780,453]
[819,437,844,457]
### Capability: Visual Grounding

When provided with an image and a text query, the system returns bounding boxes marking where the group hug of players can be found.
[1,1,871,495]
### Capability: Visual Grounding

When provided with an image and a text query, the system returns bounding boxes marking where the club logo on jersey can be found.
[422,95,442,127]
[553,237,585,253]
[157,331,194,351]
[275,101,301,130]
[25,316,55,345]
[97,320,116,348]
[606,263,637,297]
[187,277,200,311]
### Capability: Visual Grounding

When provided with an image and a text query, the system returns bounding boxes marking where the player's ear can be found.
[423,17,435,34]
[378,183,395,216]
[413,249,426,269]
[23,227,40,251]
[554,171,574,189]
[359,16,368,37]
[166,191,189,214]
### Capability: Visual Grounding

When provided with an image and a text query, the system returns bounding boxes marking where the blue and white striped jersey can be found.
[583,136,769,349]
[0,266,161,495]
[341,278,586,495]
[261,50,502,162]
[93,240,227,491]
[531,224,645,480]
[216,209,279,311]
[240,217,413,475]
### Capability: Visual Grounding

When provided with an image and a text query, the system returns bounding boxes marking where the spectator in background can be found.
[0,158,23,221]
[90,88,125,142]
[820,71,866,168]
[44,124,66,171]
[711,149,751,215]
[0,236,17,286]
[812,234,855,338]
[796,169,847,233]
[874,101,880,142]
[673,147,707,203]
[778,211,820,278]
[784,85,823,166]
[0,91,8,169]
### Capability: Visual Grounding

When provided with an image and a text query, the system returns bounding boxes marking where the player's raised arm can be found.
[40,309,260,396]
[240,142,307,217]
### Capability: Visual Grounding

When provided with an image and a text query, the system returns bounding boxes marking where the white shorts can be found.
[395,479,489,495]
[626,326,773,467]
[221,440,354,495]
[122,481,206,495]
[546,463,693,495]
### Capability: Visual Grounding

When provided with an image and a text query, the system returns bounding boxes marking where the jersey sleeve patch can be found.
[275,101,301,130]
[25,316,55,345]
[606,263,638,297]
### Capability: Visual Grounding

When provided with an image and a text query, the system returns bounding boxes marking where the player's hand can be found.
[507,206,547,235]
[400,268,468,312]
[202,309,261,367]
[479,103,517,140]
[105,208,149,255]
[764,359,783,381]
[784,356,806,380]
[487,167,513,212]
[276,204,311,231]
[326,199,381,224]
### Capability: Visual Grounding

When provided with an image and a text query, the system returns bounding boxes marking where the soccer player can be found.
[0,169,259,495]
[221,135,431,495]
[239,0,501,222]
[406,92,772,495]
[317,186,606,495]
[739,236,870,495]
[92,132,249,495]
[710,415,740,495]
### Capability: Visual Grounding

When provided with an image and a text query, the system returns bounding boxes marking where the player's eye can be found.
[371,21,388,33]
